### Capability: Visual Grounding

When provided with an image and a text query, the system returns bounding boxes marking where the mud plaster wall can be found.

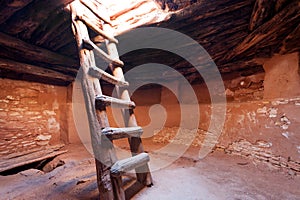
[120,53,300,172]
[0,78,68,156]
[67,53,300,172]
[263,53,300,99]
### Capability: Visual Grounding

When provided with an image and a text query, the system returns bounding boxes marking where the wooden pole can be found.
[103,23,153,187]
[70,1,125,199]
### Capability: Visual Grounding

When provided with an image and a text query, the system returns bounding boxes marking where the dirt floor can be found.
[0,143,299,200]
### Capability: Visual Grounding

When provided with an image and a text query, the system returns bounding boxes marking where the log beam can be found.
[249,0,276,31]
[0,58,74,82]
[76,3,118,43]
[225,1,300,61]
[2,0,74,40]
[275,0,289,12]
[280,24,300,54]
[31,9,69,47]
[165,0,253,27]
[80,0,111,24]
[0,145,66,173]
[0,0,34,25]
[0,32,78,74]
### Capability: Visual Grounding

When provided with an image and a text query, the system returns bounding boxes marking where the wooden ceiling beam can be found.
[47,25,74,51]
[249,0,276,31]
[80,0,111,24]
[31,8,69,46]
[275,0,290,13]
[0,0,34,24]
[0,32,78,74]
[280,24,300,54]
[225,1,300,61]
[2,0,74,39]
[0,58,74,82]
[165,0,254,27]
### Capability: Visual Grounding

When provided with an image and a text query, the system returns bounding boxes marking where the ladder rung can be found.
[80,0,112,25]
[78,15,118,43]
[101,126,143,140]
[96,95,135,109]
[88,67,128,87]
[83,39,124,67]
[110,153,150,177]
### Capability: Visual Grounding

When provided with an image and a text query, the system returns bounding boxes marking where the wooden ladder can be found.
[70,1,153,199]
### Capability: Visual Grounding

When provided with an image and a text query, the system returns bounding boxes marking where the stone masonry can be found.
[0,78,68,156]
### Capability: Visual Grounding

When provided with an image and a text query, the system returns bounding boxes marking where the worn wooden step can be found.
[110,153,150,177]
[82,39,123,66]
[88,66,128,87]
[83,39,124,67]
[102,126,143,140]
[77,13,117,43]
[96,95,135,109]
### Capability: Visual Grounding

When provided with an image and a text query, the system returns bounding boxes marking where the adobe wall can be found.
[118,53,300,172]
[0,78,68,156]
[67,53,300,172]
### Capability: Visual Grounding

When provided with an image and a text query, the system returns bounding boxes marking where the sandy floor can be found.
[0,143,299,200]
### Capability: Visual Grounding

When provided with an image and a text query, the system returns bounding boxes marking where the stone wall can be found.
[220,99,300,173]
[124,54,300,173]
[142,97,300,166]
[222,139,300,174]
[67,53,300,173]
[0,78,68,156]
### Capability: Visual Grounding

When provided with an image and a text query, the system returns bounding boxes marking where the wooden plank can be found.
[280,24,300,54]
[164,0,254,28]
[225,1,300,61]
[31,9,67,45]
[80,0,112,24]
[80,17,117,44]
[1,144,64,160]
[249,0,276,31]
[102,127,143,140]
[0,58,74,82]
[56,40,78,58]
[70,1,125,199]
[2,0,74,40]
[0,32,78,73]
[108,0,170,35]
[75,2,118,43]
[30,12,74,52]
[0,147,67,173]
[104,23,153,187]
[83,39,123,66]
[0,0,34,25]
[96,95,135,109]
[275,0,289,12]
[110,0,148,20]
[47,26,75,51]
[88,66,129,86]
[110,153,150,177]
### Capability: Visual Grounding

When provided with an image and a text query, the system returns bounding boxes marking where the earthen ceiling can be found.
[0,0,299,85]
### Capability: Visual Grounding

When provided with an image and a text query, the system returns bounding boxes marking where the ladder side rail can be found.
[70,1,125,199]
[103,23,153,187]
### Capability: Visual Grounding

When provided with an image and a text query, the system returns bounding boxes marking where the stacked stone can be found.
[0,79,65,156]
[224,139,300,173]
